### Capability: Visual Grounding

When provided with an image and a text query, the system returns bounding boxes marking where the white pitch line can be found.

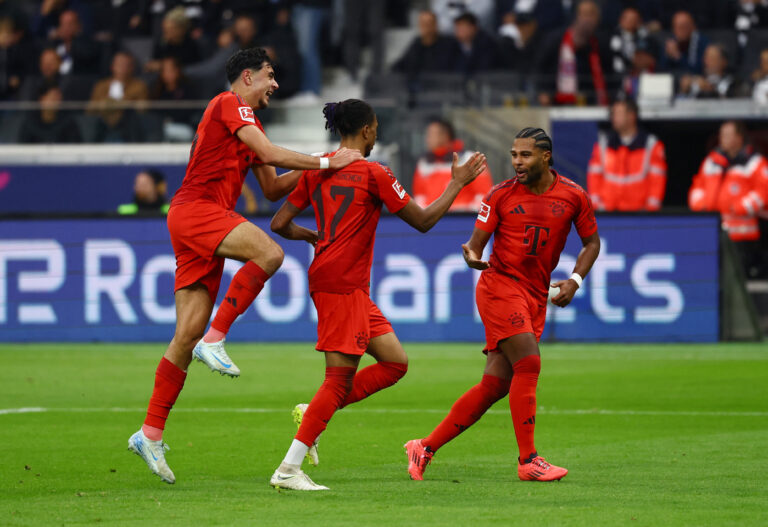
[1,407,767,417]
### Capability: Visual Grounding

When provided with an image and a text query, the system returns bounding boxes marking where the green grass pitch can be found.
[1,342,766,526]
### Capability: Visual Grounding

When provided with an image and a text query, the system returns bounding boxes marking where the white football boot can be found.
[128,430,175,484]
[270,469,329,491]
[192,338,241,377]
[292,404,320,466]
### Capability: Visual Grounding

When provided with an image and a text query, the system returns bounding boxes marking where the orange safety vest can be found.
[587,130,667,211]
[688,147,768,242]
[413,140,493,212]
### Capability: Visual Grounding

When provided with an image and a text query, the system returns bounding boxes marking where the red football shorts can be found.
[311,289,394,356]
[167,199,247,302]
[476,269,547,352]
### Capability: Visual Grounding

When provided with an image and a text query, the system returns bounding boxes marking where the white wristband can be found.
[570,272,583,288]
[319,157,329,169]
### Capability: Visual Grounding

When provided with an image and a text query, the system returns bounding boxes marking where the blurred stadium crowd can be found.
[3,1,768,139]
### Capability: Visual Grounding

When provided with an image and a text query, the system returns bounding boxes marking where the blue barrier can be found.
[0,214,719,343]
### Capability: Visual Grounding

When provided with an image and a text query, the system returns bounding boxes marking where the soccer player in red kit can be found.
[268,99,487,490]
[405,127,601,482]
[127,48,362,484]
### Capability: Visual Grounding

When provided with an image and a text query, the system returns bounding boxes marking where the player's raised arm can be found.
[237,125,362,170]
[550,232,601,307]
[396,151,487,232]
[251,148,361,201]
[462,228,492,270]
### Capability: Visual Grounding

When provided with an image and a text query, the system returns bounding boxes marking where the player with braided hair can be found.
[404,127,601,482]
[126,48,362,485]
[268,98,487,490]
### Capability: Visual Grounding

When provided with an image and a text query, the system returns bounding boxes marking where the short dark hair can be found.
[454,12,478,26]
[614,97,639,117]
[323,99,375,137]
[723,120,748,140]
[515,127,554,166]
[428,118,455,140]
[225,47,272,84]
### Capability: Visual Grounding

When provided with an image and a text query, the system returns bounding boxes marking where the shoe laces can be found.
[211,342,233,361]
[531,457,551,470]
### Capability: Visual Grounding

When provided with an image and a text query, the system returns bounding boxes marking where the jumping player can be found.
[127,48,362,484]
[404,128,601,482]
[268,99,487,490]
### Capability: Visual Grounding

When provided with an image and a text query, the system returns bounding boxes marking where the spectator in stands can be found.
[751,49,768,104]
[412,118,493,212]
[0,15,28,99]
[231,13,260,50]
[453,12,501,75]
[28,48,61,99]
[33,0,70,39]
[609,7,649,76]
[289,0,331,105]
[659,11,708,75]
[657,2,735,31]
[536,0,613,106]
[261,6,301,100]
[118,169,169,215]
[587,98,667,211]
[150,55,197,137]
[497,0,567,32]
[48,9,99,75]
[735,0,768,67]
[145,7,201,73]
[678,44,747,99]
[392,10,458,76]
[17,86,82,143]
[87,51,148,142]
[498,9,542,74]
[343,0,385,80]
[619,35,659,100]
[688,121,768,277]
[431,0,495,35]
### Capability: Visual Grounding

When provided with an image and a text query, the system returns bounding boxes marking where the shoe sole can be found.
[518,472,568,482]
[193,354,240,378]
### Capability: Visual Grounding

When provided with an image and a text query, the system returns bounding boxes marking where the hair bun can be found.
[323,102,340,134]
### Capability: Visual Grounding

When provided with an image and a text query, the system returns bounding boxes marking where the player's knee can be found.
[176,326,204,350]
[387,359,408,380]
[258,243,284,274]
[481,374,511,399]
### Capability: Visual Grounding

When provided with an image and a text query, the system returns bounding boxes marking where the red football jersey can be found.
[475,171,598,298]
[172,91,265,210]
[288,153,411,294]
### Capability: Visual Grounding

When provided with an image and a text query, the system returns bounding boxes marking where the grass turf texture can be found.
[1,343,766,526]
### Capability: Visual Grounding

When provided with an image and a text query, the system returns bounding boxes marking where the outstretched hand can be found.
[462,243,490,270]
[329,147,364,170]
[451,152,487,186]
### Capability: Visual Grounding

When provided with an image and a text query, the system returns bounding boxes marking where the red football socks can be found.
[295,367,356,447]
[207,261,269,339]
[143,357,187,439]
[509,354,541,464]
[340,361,408,408]
[423,374,510,452]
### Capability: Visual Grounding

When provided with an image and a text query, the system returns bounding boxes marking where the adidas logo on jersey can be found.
[510,205,526,214]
